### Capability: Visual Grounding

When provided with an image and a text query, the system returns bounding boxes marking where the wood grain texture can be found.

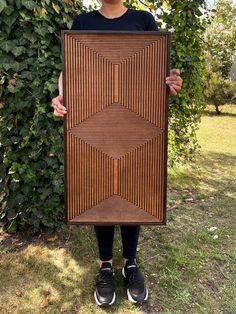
[62,31,170,225]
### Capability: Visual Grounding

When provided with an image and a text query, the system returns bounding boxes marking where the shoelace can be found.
[125,267,144,289]
[97,269,114,289]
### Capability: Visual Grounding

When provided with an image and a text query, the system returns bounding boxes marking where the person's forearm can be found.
[58,71,63,96]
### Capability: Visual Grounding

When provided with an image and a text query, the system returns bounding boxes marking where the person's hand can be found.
[51,95,67,117]
[166,69,183,96]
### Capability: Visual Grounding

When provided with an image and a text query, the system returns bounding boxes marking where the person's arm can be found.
[51,71,66,117]
[58,71,63,96]
[51,14,82,116]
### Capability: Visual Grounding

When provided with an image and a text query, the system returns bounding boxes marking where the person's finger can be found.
[166,76,182,85]
[52,96,65,108]
[176,76,183,86]
[167,81,182,91]
[169,86,177,96]
[52,101,67,112]
[56,107,67,115]
[53,110,64,117]
[166,81,182,90]
[52,97,62,107]
[170,84,182,92]
[54,109,65,116]
[57,104,67,111]
[52,96,60,104]
[170,68,180,76]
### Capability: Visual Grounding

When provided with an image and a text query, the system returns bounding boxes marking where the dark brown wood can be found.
[61,30,170,225]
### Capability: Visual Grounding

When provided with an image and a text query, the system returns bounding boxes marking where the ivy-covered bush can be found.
[0,0,207,234]
[147,0,208,164]
[0,0,83,234]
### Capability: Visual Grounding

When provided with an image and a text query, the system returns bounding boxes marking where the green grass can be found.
[0,104,235,314]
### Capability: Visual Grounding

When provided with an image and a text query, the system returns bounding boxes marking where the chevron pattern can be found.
[63,32,169,224]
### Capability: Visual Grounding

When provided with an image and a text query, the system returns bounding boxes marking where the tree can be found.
[205,0,236,78]
[204,0,236,113]
[204,70,236,114]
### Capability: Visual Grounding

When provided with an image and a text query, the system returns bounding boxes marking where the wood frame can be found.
[61,30,171,225]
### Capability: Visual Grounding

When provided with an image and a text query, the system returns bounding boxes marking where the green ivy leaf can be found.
[3,11,19,27]
[7,219,17,233]
[22,0,37,10]
[1,40,15,53]
[0,0,7,14]
[3,4,14,15]
[12,46,26,57]
[52,3,61,14]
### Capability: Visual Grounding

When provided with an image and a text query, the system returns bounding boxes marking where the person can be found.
[51,0,183,307]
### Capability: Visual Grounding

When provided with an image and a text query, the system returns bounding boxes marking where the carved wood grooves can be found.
[67,133,114,218]
[63,31,170,224]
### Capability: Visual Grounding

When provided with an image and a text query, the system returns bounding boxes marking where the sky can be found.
[207,0,215,5]
[83,0,98,8]
[207,0,236,5]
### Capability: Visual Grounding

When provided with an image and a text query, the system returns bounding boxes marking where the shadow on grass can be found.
[0,226,99,313]
[1,150,235,313]
[203,108,236,117]
[68,150,235,313]
[65,225,140,312]
[168,150,235,203]
[0,223,136,313]
[139,150,236,313]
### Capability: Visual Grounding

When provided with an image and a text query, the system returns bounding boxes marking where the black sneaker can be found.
[122,258,148,303]
[94,262,116,306]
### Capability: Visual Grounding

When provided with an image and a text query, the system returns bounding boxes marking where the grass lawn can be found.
[0,105,235,314]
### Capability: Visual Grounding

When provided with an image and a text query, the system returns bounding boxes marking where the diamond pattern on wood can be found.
[63,31,170,224]
[69,103,162,159]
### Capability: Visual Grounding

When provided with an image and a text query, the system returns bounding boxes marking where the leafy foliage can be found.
[145,0,208,165]
[0,0,83,234]
[204,70,236,114]
[0,0,208,233]
[203,0,236,114]
[204,0,236,79]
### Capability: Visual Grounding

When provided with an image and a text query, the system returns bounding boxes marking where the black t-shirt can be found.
[70,8,158,31]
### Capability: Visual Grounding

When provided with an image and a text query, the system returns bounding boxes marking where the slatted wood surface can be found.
[62,30,170,225]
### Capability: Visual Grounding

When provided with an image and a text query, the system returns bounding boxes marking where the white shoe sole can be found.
[94,289,116,306]
[122,267,149,303]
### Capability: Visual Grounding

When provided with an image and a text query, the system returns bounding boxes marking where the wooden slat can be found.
[62,31,170,225]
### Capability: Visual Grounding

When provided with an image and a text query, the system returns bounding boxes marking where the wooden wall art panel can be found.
[62,30,170,225]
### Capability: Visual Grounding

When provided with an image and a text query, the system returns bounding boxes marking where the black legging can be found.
[94,225,140,261]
